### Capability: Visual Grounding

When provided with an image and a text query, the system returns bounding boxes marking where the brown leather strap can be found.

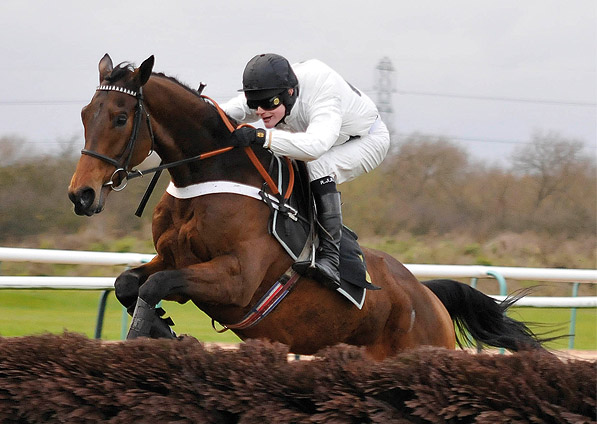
[201,95,296,198]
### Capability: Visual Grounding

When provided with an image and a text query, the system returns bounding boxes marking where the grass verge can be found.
[0,290,594,350]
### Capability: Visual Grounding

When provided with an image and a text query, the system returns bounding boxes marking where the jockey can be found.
[222,53,390,290]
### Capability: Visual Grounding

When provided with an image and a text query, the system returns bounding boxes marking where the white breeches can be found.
[306,119,390,184]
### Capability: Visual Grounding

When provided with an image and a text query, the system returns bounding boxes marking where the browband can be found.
[96,85,138,98]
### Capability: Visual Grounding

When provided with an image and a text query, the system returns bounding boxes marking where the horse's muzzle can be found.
[68,186,102,216]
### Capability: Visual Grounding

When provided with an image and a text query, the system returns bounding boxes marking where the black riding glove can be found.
[231,127,266,147]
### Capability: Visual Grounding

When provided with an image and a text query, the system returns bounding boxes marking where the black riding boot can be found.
[294,178,342,290]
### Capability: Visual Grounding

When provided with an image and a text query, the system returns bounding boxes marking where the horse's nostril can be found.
[70,187,96,215]
[79,188,95,209]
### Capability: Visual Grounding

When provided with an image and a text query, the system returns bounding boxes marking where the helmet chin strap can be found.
[277,86,299,125]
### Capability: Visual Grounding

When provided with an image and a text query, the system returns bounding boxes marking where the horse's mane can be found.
[152,72,207,101]
[106,62,238,129]
[150,73,240,128]
[105,62,206,102]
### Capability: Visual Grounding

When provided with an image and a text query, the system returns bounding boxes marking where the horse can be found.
[68,54,545,360]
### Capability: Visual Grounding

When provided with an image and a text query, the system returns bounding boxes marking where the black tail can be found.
[422,279,546,352]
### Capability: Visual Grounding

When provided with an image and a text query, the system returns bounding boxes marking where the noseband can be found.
[81,85,155,191]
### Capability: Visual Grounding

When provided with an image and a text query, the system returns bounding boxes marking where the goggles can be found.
[246,92,284,111]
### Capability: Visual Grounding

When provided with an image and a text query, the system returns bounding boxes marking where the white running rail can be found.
[1,247,595,346]
[0,247,595,308]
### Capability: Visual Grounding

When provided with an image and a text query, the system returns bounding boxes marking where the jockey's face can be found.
[250,88,294,128]
[256,103,286,128]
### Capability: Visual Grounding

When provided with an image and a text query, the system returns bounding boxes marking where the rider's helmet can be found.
[240,53,299,118]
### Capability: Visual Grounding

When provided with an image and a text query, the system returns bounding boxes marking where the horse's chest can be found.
[154,208,213,267]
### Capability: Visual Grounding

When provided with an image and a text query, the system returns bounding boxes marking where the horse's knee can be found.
[138,270,184,306]
[137,273,167,306]
[114,271,142,308]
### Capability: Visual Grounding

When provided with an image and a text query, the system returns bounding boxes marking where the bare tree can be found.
[511,131,591,208]
[388,133,469,197]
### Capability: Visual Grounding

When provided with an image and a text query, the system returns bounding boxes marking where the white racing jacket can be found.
[221,59,381,162]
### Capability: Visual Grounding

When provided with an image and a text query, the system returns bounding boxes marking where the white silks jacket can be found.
[222,59,390,183]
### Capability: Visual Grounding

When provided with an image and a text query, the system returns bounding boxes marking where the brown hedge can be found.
[0,333,594,423]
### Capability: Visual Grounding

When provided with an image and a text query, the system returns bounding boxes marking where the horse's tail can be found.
[422,279,546,352]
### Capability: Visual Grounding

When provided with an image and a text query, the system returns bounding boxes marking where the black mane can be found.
[153,72,207,100]
[151,72,240,128]
[104,62,238,130]
[106,61,211,104]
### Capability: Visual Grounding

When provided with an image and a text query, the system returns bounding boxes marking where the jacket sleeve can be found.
[220,94,260,123]
[266,89,343,161]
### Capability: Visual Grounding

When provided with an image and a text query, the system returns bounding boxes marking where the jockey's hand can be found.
[231,127,266,147]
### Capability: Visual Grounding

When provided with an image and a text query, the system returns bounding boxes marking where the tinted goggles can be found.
[246,93,284,110]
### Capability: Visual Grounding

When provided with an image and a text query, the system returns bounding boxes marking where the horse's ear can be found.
[136,55,155,86]
[98,54,113,83]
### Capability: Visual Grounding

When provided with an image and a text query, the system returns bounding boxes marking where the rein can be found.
[85,81,304,334]
[82,84,293,201]
[201,94,293,199]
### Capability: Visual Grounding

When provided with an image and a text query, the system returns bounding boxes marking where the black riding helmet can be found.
[240,53,299,118]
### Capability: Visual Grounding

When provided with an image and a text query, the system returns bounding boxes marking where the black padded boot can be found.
[126,298,177,339]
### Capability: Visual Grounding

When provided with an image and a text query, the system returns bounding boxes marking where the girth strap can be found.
[212,270,302,333]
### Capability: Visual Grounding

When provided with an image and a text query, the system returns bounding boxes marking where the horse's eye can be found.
[115,114,128,127]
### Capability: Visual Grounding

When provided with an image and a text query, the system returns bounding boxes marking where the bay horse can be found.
[68,55,545,360]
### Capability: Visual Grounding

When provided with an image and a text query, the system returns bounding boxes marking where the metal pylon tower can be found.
[374,57,396,135]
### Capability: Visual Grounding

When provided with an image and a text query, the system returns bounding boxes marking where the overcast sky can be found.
[1,0,595,166]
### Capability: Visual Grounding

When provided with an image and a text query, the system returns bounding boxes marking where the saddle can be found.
[263,155,380,309]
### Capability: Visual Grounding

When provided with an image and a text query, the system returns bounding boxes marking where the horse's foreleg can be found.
[113,256,178,340]
[114,255,167,310]
[128,255,250,339]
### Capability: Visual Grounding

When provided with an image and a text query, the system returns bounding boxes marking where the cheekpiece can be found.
[96,85,138,98]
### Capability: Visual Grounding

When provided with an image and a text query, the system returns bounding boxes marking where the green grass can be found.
[507,307,596,350]
[0,290,594,350]
[0,290,240,343]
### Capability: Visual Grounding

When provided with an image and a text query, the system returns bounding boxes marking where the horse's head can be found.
[68,54,155,216]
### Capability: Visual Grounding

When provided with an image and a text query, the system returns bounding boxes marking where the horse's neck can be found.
[144,77,256,187]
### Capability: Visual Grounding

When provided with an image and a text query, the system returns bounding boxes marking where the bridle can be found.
[80,83,294,204]
[81,84,155,191]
